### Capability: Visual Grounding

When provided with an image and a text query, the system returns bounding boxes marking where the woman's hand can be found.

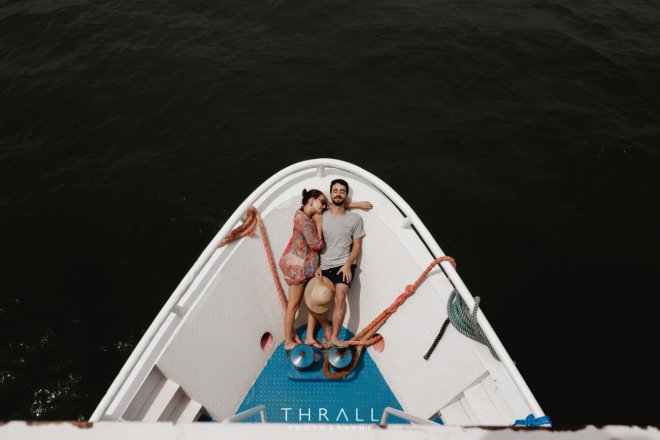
[315,267,322,279]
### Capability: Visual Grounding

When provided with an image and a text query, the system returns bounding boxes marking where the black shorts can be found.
[321,264,357,287]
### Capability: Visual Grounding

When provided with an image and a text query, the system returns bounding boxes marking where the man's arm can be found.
[337,236,363,284]
[346,201,373,211]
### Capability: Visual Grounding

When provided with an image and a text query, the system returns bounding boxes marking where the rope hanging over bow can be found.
[219,206,288,311]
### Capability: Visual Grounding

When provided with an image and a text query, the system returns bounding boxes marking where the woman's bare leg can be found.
[306,311,332,346]
[305,313,321,348]
[284,284,304,350]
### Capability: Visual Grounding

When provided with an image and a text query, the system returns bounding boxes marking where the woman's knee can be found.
[287,300,301,313]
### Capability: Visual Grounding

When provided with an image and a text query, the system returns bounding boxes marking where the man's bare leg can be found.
[330,283,349,343]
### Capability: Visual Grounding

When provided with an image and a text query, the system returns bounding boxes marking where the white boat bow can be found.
[90,159,548,427]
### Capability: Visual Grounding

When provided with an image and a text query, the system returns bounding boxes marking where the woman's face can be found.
[312,195,328,214]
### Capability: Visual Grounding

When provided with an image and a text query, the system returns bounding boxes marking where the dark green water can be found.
[1,0,659,426]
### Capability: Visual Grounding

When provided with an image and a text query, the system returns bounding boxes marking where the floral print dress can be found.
[279,209,324,286]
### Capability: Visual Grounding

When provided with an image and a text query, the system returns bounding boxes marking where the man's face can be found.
[331,183,348,206]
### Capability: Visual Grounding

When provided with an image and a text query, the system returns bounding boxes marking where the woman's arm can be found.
[302,215,323,251]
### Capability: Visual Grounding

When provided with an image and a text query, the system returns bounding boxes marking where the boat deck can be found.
[235,325,418,424]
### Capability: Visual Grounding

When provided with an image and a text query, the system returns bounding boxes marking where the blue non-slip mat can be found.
[235,325,408,424]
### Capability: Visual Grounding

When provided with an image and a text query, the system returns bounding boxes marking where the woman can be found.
[279,189,327,351]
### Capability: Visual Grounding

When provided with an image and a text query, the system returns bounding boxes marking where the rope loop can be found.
[447,290,499,360]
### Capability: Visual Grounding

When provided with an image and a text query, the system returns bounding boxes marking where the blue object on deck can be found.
[236,325,408,424]
[513,414,553,427]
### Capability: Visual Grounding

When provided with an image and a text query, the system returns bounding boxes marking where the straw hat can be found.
[304,276,335,314]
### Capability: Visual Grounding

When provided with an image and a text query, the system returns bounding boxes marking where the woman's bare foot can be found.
[294,334,303,345]
[284,340,298,351]
[304,337,322,348]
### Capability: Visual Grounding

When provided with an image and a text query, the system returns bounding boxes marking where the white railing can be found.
[91,158,545,422]
[379,407,437,426]
[222,405,267,423]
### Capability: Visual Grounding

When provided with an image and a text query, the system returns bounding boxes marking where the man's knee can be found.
[334,285,349,305]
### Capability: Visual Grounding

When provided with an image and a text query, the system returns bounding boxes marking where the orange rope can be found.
[218,207,257,246]
[219,207,288,311]
[327,255,457,348]
[321,256,456,379]
[255,209,288,311]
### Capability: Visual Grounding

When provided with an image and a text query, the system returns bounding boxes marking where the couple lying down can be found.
[278,179,372,352]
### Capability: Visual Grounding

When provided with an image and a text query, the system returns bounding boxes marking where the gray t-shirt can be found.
[320,211,366,270]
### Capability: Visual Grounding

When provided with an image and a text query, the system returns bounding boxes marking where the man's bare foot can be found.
[322,326,333,342]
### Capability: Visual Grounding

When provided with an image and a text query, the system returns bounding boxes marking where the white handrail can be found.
[222,405,267,423]
[379,407,437,426]
[91,158,545,421]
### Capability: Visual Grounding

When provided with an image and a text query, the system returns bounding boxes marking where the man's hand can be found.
[337,263,352,284]
[356,201,373,211]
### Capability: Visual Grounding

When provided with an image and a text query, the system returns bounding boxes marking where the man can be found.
[317,179,366,344]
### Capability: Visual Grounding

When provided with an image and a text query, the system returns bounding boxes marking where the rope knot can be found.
[404,285,415,295]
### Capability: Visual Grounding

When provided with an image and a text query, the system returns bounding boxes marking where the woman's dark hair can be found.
[302,188,324,206]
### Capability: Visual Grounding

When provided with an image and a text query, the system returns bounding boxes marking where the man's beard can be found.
[332,196,345,206]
